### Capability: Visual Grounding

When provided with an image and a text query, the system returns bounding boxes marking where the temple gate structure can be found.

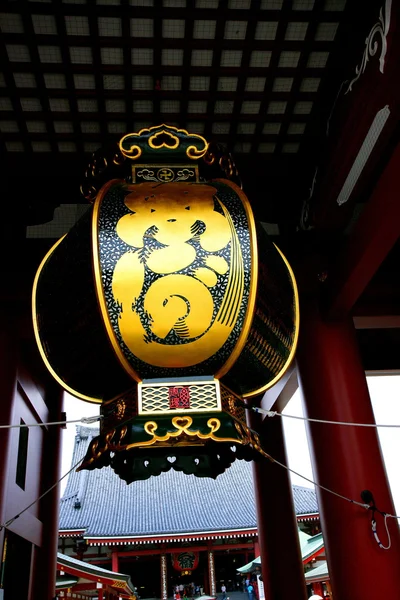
[1,1,400,599]
[57,425,324,599]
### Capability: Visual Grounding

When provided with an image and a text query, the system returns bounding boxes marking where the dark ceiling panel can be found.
[0,0,390,264]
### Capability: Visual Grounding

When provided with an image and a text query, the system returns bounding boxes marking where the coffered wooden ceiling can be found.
[2,0,399,375]
[0,0,377,226]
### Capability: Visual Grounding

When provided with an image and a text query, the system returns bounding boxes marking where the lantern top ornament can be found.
[80,124,241,203]
[119,123,209,163]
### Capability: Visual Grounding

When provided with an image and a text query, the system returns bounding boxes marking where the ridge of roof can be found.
[57,552,136,596]
[304,560,329,581]
[57,552,130,580]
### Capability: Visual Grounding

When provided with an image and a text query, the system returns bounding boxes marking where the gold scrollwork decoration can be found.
[119,425,128,443]
[77,430,116,469]
[81,152,109,202]
[233,420,251,444]
[118,415,241,451]
[203,147,217,165]
[228,396,237,415]
[80,145,127,202]
[203,142,242,187]
[119,125,208,161]
[219,154,238,179]
[187,143,208,159]
[113,148,126,167]
[118,143,142,160]
[149,130,180,150]
[104,398,127,422]
[251,430,275,463]
[80,182,98,203]
[232,419,275,463]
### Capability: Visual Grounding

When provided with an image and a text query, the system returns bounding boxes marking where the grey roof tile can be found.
[304,560,329,580]
[59,425,319,537]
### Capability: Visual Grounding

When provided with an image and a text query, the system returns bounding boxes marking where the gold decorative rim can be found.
[148,129,179,150]
[122,415,242,450]
[91,179,142,384]
[242,243,300,398]
[32,235,102,404]
[187,144,208,159]
[118,124,208,161]
[213,178,258,379]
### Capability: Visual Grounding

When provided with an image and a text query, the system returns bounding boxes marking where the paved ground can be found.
[143,591,248,600]
[210,592,247,600]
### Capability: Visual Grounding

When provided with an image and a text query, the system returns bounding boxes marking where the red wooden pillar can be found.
[207,549,216,596]
[160,553,168,600]
[203,548,209,595]
[248,411,307,600]
[296,305,400,599]
[0,309,18,557]
[112,550,119,573]
[312,581,324,597]
[29,383,64,600]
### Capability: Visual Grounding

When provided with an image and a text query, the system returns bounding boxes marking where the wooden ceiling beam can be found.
[353,315,400,329]
[259,362,298,414]
[323,142,400,319]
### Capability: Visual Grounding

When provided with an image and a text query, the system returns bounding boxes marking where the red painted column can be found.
[29,383,64,600]
[0,309,18,557]
[248,411,307,600]
[296,305,400,599]
[112,550,119,573]
[312,582,324,597]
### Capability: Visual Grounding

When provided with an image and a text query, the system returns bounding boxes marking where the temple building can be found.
[57,425,324,599]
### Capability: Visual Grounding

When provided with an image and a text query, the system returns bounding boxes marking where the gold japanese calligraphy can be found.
[111,181,244,367]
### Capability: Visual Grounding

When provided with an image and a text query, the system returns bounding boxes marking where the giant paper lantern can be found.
[32,124,299,482]
[171,552,199,576]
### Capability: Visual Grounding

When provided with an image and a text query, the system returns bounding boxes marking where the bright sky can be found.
[282,374,400,518]
[61,374,400,518]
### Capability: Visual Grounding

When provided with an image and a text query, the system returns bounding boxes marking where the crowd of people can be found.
[243,576,260,600]
[219,576,261,600]
[172,575,260,600]
[173,582,202,599]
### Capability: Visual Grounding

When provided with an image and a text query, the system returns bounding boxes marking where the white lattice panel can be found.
[139,381,221,414]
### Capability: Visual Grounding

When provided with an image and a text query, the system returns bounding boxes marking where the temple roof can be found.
[59,425,318,539]
[304,560,329,583]
[236,529,325,571]
[56,551,136,597]
[301,531,324,563]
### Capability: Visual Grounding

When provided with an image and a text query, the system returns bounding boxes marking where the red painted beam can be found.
[111,542,256,557]
[56,563,127,589]
[71,582,96,590]
[324,142,400,319]
[302,546,325,566]
[85,530,257,546]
